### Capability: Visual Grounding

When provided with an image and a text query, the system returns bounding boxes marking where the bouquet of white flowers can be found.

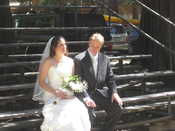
[62,75,88,93]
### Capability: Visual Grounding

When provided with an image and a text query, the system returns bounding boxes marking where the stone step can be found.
[0,81,163,92]
[115,70,175,81]
[0,70,173,85]
[0,100,174,131]
[1,91,175,120]
[0,118,101,131]
[117,81,165,90]
[0,83,35,91]
[122,91,175,104]
[0,53,151,64]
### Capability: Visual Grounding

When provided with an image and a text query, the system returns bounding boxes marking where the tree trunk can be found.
[0,0,14,43]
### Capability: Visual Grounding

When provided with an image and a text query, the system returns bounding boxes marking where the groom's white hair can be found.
[89,33,104,45]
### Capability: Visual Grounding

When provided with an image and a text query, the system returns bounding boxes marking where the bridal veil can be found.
[32,36,54,103]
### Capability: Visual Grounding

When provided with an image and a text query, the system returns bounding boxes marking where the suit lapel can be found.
[83,51,96,80]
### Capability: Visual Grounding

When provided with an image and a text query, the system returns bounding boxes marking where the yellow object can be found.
[104,15,140,25]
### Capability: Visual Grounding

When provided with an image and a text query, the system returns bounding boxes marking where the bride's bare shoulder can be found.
[40,57,53,68]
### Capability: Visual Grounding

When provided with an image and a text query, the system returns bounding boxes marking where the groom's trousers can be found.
[92,91,122,131]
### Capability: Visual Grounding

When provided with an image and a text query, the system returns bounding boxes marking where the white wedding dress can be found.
[40,56,91,131]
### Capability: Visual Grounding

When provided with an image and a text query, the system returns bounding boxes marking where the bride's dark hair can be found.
[49,36,68,57]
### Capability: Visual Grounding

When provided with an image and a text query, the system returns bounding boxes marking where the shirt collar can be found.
[88,48,98,60]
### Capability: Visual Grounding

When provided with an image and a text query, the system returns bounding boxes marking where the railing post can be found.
[118,59,123,74]
[168,96,175,116]
[168,96,172,115]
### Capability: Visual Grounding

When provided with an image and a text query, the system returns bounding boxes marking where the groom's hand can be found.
[112,93,123,107]
[84,98,96,108]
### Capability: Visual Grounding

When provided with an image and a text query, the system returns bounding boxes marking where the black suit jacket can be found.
[74,50,117,99]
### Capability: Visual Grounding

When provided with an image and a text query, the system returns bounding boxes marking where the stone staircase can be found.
[1,3,175,131]
[0,40,175,131]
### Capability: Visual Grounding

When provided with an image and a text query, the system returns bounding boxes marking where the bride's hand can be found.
[55,90,73,99]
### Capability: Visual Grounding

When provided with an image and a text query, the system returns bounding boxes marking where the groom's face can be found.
[89,40,102,55]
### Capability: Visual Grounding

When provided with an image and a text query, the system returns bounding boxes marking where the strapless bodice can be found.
[48,56,73,89]
[43,56,74,103]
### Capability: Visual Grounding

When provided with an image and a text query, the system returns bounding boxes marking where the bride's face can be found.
[55,38,67,55]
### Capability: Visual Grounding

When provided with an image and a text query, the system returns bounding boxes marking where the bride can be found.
[33,36,91,131]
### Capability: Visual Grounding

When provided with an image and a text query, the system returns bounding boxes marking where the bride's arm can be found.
[39,58,69,99]
[39,58,57,96]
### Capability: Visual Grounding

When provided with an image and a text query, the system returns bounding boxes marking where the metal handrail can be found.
[95,0,175,55]
[135,0,175,28]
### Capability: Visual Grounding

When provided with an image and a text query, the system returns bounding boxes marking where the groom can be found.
[74,33,123,131]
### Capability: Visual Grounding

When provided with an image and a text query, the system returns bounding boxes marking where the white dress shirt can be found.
[88,49,98,77]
